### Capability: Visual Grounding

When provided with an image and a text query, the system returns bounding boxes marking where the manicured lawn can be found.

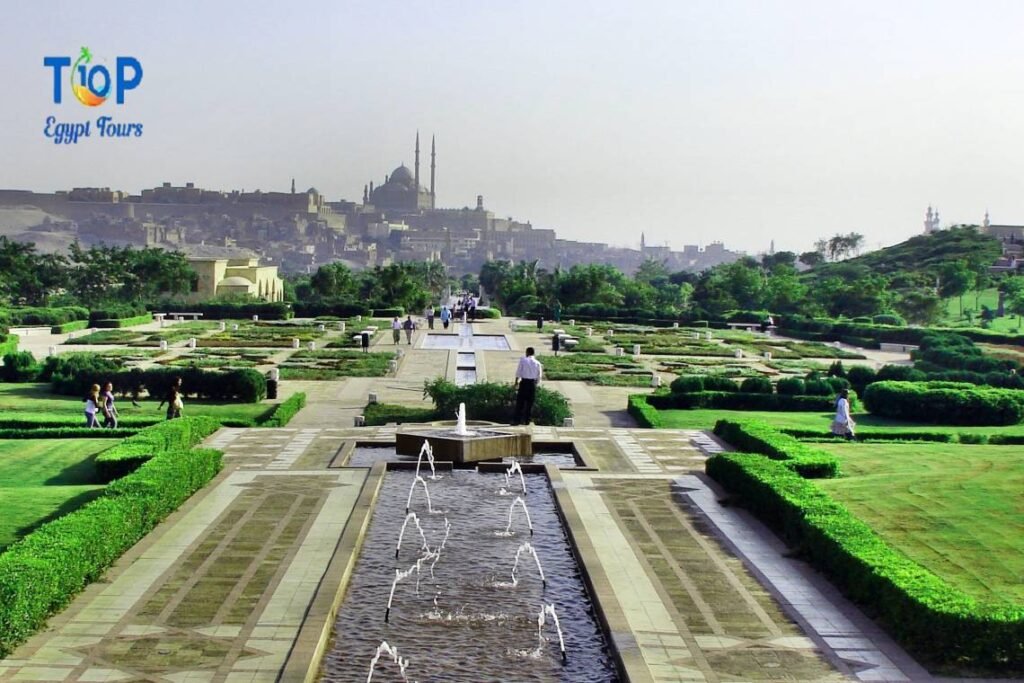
[815,442,1024,604]
[279,349,394,379]
[0,384,274,427]
[649,407,1024,436]
[544,353,652,386]
[0,439,110,551]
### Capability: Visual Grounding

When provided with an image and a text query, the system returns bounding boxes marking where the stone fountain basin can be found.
[396,425,532,465]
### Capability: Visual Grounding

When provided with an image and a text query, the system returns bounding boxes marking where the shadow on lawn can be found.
[3,487,106,552]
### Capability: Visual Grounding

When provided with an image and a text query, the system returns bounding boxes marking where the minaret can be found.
[640,232,646,251]
[430,135,436,208]
[363,185,368,204]
[290,178,295,194]
[414,131,421,191]
[983,209,991,229]
[924,206,934,234]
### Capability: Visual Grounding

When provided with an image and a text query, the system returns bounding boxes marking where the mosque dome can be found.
[389,165,414,183]
[218,276,254,287]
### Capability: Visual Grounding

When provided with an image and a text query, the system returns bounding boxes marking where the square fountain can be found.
[395,403,531,465]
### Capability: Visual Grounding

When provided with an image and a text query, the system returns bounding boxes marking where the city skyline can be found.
[3,1,1024,254]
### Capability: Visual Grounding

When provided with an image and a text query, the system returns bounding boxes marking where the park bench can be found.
[154,312,204,322]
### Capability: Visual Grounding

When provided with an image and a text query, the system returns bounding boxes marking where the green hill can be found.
[807,227,1001,286]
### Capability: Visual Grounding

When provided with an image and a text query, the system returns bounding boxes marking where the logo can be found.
[41,47,144,144]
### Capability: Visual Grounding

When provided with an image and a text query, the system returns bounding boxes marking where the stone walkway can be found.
[1,318,940,682]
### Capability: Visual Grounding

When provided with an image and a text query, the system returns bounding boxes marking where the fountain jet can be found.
[511,542,546,587]
[414,440,438,480]
[505,496,534,536]
[396,512,429,558]
[454,402,475,436]
[366,640,413,682]
[537,604,567,664]
[505,460,527,494]
[405,475,435,514]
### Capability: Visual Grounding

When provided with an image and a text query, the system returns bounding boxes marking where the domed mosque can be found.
[363,132,436,212]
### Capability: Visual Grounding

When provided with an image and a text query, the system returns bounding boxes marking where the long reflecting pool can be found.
[421,334,511,351]
[320,467,617,682]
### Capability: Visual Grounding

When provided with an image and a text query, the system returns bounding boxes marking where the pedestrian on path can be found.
[830,389,855,440]
[84,384,101,428]
[427,306,435,330]
[512,347,543,426]
[158,376,184,420]
[441,306,451,330]
[101,381,119,429]
[403,315,415,344]
[392,317,402,344]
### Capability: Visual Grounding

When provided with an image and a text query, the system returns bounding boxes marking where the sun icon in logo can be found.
[71,46,109,106]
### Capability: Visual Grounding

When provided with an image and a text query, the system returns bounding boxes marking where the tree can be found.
[763,265,807,313]
[761,251,797,270]
[938,260,976,317]
[894,289,943,325]
[799,250,825,267]
[310,262,358,300]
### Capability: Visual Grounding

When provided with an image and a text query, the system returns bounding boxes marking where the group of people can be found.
[391,316,417,344]
[82,376,185,427]
[423,306,453,330]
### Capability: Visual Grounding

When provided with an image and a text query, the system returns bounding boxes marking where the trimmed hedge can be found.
[0,445,222,658]
[0,333,17,357]
[261,392,306,427]
[95,416,221,481]
[424,378,571,426]
[863,381,1024,425]
[88,304,148,323]
[45,354,267,403]
[740,377,773,394]
[292,301,370,318]
[649,391,839,412]
[155,300,292,320]
[50,320,90,334]
[472,307,502,319]
[712,419,839,477]
[92,313,153,329]
[1,351,40,382]
[372,307,404,318]
[0,306,89,327]
[705,446,1024,669]
[627,393,664,428]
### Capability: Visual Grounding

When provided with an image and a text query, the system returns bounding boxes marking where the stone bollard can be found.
[307,341,316,350]
[354,415,366,427]
[48,345,56,357]
[569,319,575,326]
[388,359,398,373]
[252,315,259,322]
[159,340,168,351]
[651,375,662,388]
[586,327,593,337]
[562,417,575,428]
[317,323,326,332]
[396,348,404,358]
[188,338,197,349]
[292,338,300,349]
[269,367,280,382]
[614,347,624,357]
[705,330,713,340]
[763,351,772,360]
[673,322,679,328]
[368,392,378,404]
[160,318,166,328]
[632,344,641,357]
[232,324,239,331]
[356,315,362,322]
[734,349,743,359]
[219,321,226,331]
[338,321,346,333]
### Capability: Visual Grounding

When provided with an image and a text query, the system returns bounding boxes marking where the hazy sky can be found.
[3,0,1024,254]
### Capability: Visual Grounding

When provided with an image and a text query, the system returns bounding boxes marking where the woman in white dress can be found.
[831,388,856,440]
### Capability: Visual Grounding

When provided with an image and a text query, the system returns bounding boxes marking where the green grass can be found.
[0,439,110,551]
[279,349,394,379]
[815,442,1024,605]
[63,330,144,345]
[0,384,273,428]
[648,407,1024,436]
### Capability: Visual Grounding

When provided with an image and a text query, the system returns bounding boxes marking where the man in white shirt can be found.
[513,347,543,425]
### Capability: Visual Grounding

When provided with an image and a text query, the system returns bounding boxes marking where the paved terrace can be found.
[1,319,932,682]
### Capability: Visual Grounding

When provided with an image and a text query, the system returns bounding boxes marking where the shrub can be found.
[363,403,438,426]
[372,307,404,318]
[0,333,16,357]
[712,419,839,477]
[627,394,663,428]
[423,378,571,426]
[88,304,148,324]
[775,377,805,395]
[95,416,221,480]
[872,313,906,326]
[875,365,927,383]
[827,360,846,378]
[473,307,502,319]
[155,300,292,320]
[0,306,89,327]
[92,313,153,328]
[292,301,370,318]
[1,351,41,382]
[0,446,222,658]
[50,320,90,334]
[702,375,739,392]
[863,381,1024,425]
[670,375,704,393]
[648,392,838,412]
[739,377,773,394]
[845,365,876,396]
[0,427,136,439]
[802,379,832,396]
[261,392,306,427]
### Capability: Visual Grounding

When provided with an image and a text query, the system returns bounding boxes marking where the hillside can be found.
[806,227,1001,285]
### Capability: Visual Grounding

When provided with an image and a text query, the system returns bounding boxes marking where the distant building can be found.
[923,206,941,234]
[366,133,436,211]
[187,255,284,302]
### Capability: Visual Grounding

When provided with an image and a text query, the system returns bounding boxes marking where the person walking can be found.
[427,306,436,330]
[403,315,415,344]
[512,347,543,426]
[101,381,119,429]
[391,316,402,344]
[158,376,184,420]
[831,388,856,440]
[440,306,451,330]
[84,384,101,428]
